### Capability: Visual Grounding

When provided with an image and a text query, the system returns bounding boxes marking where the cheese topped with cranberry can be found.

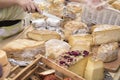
[56,50,89,68]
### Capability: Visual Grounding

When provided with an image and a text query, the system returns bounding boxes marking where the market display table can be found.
[0,26,119,80]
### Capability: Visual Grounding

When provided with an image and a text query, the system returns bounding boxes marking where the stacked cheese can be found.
[0,50,8,66]
[68,34,93,51]
[92,25,120,45]
[27,30,61,41]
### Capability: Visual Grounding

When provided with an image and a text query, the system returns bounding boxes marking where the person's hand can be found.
[15,0,41,13]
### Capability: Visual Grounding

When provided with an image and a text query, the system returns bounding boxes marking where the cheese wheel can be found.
[27,30,61,41]
[0,50,8,66]
[92,25,120,45]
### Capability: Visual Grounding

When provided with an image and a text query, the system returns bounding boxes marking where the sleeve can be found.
[0,5,27,21]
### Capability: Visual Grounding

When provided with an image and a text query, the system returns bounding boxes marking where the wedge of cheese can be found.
[71,40,91,51]
[27,30,61,41]
[92,25,120,45]
[68,34,93,51]
[2,39,45,61]
[85,57,104,80]
[68,55,91,77]
[0,50,8,66]
[68,34,93,46]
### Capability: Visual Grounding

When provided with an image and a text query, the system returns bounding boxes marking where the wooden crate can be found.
[7,54,85,80]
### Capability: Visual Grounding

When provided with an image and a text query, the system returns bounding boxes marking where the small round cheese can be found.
[0,50,8,66]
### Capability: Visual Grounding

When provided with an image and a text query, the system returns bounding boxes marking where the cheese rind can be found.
[0,50,8,66]
[64,21,87,40]
[85,57,104,80]
[68,34,93,46]
[2,39,45,61]
[68,34,93,51]
[71,40,91,51]
[92,25,120,45]
[27,30,61,41]
[96,42,119,62]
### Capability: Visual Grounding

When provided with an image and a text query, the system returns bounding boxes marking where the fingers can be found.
[34,4,42,13]
[30,3,36,13]
[17,0,41,13]
[26,1,41,13]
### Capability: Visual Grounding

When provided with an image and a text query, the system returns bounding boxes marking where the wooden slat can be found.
[21,66,38,80]
[13,55,42,80]
[6,65,19,78]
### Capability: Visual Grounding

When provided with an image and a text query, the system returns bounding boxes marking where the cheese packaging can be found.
[27,30,61,41]
[85,57,104,80]
[46,18,62,27]
[32,19,47,28]
[92,25,120,45]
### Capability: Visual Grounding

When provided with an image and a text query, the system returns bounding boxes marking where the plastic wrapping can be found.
[46,18,62,27]
[32,19,47,28]
[45,39,71,59]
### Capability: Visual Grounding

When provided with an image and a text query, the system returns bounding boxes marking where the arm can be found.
[0,0,16,8]
[0,0,41,13]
